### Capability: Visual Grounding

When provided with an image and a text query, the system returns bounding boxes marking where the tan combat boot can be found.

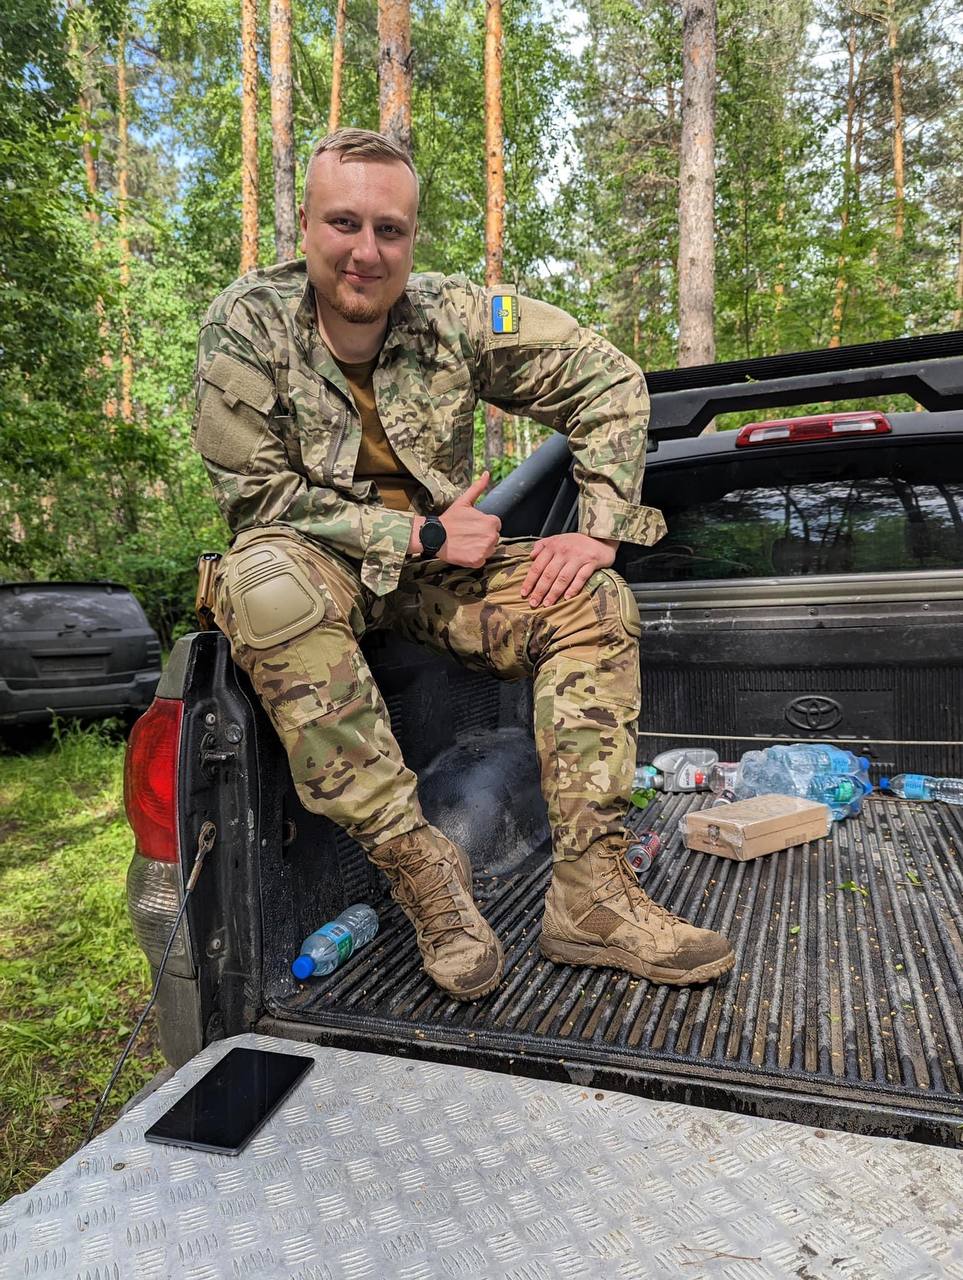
[369,825,504,1001]
[540,835,735,985]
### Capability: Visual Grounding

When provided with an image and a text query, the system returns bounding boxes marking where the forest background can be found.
[2,0,962,646]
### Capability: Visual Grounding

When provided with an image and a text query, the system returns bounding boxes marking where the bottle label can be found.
[674,763,708,790]
[902,774,928,801]
[318,922,354,962]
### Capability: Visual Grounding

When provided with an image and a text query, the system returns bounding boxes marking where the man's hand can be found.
[408,471,501,567]
[521,533,618,607]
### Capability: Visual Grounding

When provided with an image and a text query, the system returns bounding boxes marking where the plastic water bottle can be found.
[735,749,795,798]
[634,764,664,791]
[882,774,963,805]
[291,905,379,980]
[768,743,870,776]
[734,746,872,821]
[625,831,661,874]
[807,773,872,820]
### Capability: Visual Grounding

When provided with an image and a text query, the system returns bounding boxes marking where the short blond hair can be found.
[303,128,420,209]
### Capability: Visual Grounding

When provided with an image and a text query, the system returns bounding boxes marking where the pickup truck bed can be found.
[4,1032,961,1278]
[125,332,963,1164]
[258,777,963,1148]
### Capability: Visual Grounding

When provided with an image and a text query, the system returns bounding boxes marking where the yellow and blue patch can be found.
[491,295,517,335]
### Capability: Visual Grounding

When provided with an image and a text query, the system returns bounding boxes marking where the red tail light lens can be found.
[736,411,892,447]
[124,698,183,862]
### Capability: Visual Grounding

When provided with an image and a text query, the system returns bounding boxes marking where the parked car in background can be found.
[0,581,161,736]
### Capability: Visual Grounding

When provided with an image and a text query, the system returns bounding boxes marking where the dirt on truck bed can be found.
[258,791,963,1148]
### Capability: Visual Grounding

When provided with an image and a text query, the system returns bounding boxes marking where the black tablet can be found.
[144,1046,313,1155]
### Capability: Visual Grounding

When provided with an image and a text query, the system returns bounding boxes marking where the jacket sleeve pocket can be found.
[193,351,278,473]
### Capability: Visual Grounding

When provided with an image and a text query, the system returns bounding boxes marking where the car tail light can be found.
[124,697,183,862]
[735,410,892,447]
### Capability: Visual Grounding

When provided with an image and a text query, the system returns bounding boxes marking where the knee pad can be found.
[224,538,322,650]
[591,569,642,640]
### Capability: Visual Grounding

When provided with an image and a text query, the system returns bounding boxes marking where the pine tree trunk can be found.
[774,199,786,315]
[270,0,297,261]
[829,26,857,348]
[117,30,133,422]
[887,0,905,241]
[378,0,412,155]
[328,0,347,133]
[68,4,116,415]
[240,0,260,273]
[484,0,505,471]
[79,67,99,213]
[677,0,716,367]
[66,3,99,213]
[954,217,963,330]
[632,269,641,360]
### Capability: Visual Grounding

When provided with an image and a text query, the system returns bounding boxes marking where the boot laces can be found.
[393,851,465,948]
[596,839,679,928]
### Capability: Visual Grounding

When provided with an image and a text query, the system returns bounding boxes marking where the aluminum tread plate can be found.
[2,1033,962,1280]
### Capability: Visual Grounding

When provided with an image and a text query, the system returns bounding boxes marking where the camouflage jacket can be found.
[193,260,666,596]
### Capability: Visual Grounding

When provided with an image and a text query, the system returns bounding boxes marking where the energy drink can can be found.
[625,831,661,873]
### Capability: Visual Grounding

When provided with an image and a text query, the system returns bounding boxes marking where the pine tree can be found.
[329,0,347,133]
[240,0,259,272]
[270,0,297,260]
[678,0,716,365]
[378,0,412,154]
[484,0,506,469]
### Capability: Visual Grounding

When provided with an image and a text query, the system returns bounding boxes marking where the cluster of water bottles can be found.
[732,743,874,821]
[634,743,873,821]
[634,744,963,821]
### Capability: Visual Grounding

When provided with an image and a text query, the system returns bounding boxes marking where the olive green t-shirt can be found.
[334,354,420,512]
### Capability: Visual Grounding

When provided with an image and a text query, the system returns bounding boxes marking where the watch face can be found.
[420,519,446,554]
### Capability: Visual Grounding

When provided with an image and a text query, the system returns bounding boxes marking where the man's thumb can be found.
[451,470,490,508]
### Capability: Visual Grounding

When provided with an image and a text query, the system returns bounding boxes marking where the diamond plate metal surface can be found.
[2,1033,962,1279]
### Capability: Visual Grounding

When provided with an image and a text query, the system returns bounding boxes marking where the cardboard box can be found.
[681,794,831,861]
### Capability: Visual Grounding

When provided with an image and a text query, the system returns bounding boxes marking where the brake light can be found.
[124,698,183,862]
[735,411,892,447]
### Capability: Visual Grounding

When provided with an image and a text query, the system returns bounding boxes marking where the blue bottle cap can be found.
[879,777,890,791]
[291,954,316,980]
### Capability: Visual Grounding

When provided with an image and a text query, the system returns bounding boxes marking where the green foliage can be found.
[1,0,961,640]
[0,722,164,1197]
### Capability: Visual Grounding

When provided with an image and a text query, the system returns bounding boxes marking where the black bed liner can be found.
[259,790,963,1148]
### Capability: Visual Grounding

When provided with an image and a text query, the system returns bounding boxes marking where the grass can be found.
[0,720,165,1203]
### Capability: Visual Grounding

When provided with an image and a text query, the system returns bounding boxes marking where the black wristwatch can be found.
[418,514,447,559]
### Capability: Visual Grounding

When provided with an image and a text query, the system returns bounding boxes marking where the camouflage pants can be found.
[214,526,641,861]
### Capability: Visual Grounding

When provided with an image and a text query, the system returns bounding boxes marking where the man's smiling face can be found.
[299,152,418,327]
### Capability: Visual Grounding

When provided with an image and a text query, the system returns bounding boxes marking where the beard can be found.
[319,276,402,325]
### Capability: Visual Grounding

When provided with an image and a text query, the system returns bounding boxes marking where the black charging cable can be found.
[82,821,217,1146]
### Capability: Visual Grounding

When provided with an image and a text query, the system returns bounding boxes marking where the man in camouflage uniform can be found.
[194,128,734,1000]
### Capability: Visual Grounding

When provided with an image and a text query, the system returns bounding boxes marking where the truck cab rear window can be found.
[627,467,963,582]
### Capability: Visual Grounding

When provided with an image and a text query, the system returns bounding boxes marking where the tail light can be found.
[736,410,892,447]
[124,697,183,862]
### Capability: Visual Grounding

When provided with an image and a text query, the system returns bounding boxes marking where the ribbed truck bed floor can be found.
[4,1033,962,1279]
[262,794,963,1147]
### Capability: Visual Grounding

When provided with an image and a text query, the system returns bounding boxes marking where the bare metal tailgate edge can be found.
[2,1032,962,1279]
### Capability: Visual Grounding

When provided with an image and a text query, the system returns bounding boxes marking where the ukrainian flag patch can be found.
[491,295,517,334]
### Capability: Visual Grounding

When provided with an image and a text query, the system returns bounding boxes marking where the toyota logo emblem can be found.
[785,695,842,732]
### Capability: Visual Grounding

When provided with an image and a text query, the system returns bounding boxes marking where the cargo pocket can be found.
[193,352,277,472]
[586,569,642,712]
